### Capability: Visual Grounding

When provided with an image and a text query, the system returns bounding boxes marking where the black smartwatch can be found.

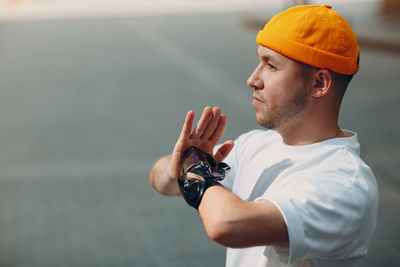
[178,147,230,209]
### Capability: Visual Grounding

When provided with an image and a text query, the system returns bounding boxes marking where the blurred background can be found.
[0,0,399,266]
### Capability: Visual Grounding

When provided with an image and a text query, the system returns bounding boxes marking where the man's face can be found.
[247,45,313,130]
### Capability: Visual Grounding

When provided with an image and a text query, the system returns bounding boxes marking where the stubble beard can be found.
[256,89,309,130]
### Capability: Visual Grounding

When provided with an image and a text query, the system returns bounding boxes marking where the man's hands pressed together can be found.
[169,106,235,183]
[149,106,234,196]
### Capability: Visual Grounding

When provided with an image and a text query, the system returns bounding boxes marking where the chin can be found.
[256,115,275,130]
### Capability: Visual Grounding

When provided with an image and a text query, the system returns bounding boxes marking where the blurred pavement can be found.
[0,0,399,266]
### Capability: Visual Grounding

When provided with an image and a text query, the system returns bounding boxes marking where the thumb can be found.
[214,140,234,162]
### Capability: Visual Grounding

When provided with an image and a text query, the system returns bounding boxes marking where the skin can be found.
[250,47,312,130]
[149,44,348,248]
[249,45,346,145]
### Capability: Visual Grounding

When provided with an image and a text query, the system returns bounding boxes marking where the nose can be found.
[247,65,264,90]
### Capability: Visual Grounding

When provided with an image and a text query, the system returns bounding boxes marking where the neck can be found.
[276,105,341,146]
[278,124,341,146]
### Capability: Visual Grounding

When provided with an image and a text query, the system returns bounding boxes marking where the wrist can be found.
[166,160,180,181]
[178,172,221,209]
[177,146,230,209]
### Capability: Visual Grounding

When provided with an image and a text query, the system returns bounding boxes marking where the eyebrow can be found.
[257,52,278,65]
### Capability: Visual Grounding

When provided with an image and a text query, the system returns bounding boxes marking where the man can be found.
[149,4,378,267]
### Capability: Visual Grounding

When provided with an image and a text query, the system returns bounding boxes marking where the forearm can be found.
[149,154,181,196]
[198,185,289,248]
[149,107,285,248]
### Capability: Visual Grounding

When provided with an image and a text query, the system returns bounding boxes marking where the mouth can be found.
[252,94,263,103]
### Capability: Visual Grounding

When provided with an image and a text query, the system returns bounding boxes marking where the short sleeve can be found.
[258,170,378,264]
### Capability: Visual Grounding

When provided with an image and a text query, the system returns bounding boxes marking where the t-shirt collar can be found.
[274,130,360,161]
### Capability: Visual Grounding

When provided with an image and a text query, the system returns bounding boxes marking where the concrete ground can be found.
[0,1,399,266]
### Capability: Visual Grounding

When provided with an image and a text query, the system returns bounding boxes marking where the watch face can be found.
[178,171,205,208]
[186,180,202,203]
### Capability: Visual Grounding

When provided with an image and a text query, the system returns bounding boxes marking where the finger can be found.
[171,111,195,170]
[209,114,228,144]
[201,107,221,139]
[179,110,195,140]
[170,110,198,179]
[214,140,234,162]
[191,106,212,138]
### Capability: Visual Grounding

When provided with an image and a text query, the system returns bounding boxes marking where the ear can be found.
[311,69,333,98]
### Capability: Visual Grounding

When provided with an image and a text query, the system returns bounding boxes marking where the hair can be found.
[330,71,354,98]
[327,53,359,98]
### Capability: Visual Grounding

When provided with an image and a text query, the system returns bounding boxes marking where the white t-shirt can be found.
[218,129,378,267]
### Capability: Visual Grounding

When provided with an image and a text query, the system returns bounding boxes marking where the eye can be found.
[268,63,277,70]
